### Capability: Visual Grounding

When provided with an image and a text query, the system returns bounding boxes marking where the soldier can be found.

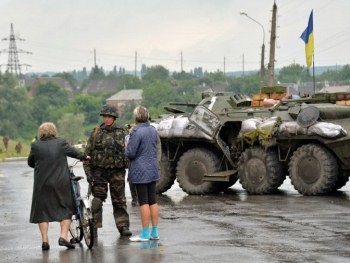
[3,135,9,150]
[83,104,132,237]
[15,142,22,154]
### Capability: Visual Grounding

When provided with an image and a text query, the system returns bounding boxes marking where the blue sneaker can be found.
[129,235,150,242]
[150,235,160,240]
[150,226,159,240]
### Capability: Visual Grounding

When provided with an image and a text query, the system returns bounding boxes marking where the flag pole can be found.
[312,54,315,93]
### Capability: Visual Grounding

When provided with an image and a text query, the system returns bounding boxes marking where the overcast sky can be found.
[0,0,349,74]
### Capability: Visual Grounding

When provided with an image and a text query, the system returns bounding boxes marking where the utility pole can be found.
[1,23,32,76]
[94,48,97,67]
[240,12,265,91]
[267,1,277,86]
[180,51,183,72]
[242,53,245,76]
[223,56,226,76]
[134,51,137,77]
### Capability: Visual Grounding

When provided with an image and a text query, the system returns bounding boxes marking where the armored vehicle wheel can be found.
[288,144,338,195]
[332,171,349,191]
[156,153,176,194]
[176,148,220,195]
[238,147,284,194]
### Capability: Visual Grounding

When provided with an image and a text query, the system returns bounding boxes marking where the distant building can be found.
[83,79,123,93]
[106,89,143,117]
[26,77,73,97]
[318,85,350,93]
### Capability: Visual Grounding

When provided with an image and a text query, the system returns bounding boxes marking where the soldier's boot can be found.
[91,197,103,237]
[114,208,132,236]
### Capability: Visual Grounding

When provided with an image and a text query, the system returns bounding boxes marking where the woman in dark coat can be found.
[28,122,87,250]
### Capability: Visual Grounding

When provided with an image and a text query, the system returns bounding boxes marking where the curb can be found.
[1,157,27,162]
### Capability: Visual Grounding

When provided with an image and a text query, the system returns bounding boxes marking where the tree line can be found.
[1,63,350,146]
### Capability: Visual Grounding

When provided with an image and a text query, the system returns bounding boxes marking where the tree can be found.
[106,74,142,89]
[172,71,193,81]
[68,93,102,124]
[140,64,147,77]
[142,80,174,117]
[53,72,78,91]
[277,64,311,83]
[58,113,85,144]
[89,65,105,80]
[32,82,69,125]
[225,73,260,96]
[0,72,33,138]
[339,64,350,83]
[142,65,170,83]
[120,101,138,124]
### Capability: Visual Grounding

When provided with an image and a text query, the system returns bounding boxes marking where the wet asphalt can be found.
[0,158,350,263]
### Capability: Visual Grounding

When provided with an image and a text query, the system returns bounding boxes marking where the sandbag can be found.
[278,122,307,136]
[240,118,263,133]
[157,117,174,137]
[307,122,347,138]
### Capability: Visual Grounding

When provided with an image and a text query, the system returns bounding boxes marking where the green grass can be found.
[0,136,31,161]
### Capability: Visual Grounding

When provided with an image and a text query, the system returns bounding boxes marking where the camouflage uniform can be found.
[84,121,131,235]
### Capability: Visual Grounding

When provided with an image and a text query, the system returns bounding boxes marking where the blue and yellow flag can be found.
[300,10,314,67]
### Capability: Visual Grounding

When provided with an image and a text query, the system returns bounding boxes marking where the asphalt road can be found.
[1,159,350,263]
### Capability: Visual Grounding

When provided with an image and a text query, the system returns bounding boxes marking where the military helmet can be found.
[100,104,118,118]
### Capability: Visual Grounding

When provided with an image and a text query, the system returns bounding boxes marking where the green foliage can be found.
[32,82,69,125]
[205,71,227,82]
[1,62,350,152]
[89,66,105,80]
[53,72,78,91]
[0,72,33,138]
[340,65,350,79]
[277,64,311,83]
[172,71,194,80]
[171,78,201,104]
[68,93,102,124]
[120,101,138,124]
[142,65,170,83]
[226,73,260,96]
[58,113,85,144]
[0,135,31,158]
[142,80,173,109]
[107,74,142,89]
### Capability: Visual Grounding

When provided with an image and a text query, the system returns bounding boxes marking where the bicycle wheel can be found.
[80,200,94,249]
[69,215,83,243]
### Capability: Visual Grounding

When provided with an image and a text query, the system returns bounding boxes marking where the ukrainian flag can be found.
[300,10,314,67]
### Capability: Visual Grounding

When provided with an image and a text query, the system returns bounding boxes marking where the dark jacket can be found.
[28,137,85,223]
[84,123,128,170]
[125,122,160,184]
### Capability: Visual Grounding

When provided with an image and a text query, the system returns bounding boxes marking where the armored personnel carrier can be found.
[155,91,350,196]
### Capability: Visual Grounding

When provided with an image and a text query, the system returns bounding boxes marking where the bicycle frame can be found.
[69,160,94,249]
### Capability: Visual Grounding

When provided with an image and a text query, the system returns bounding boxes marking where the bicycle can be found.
[69,160,94,249]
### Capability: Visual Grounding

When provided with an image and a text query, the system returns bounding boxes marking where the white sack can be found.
[240,118,263,133]
[307,122,347,138]
[278,122,307,136]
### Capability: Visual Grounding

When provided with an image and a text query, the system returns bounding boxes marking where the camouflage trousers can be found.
[90,166,130,233]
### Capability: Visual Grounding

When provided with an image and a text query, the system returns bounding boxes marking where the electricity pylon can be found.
[1,23,32,76]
